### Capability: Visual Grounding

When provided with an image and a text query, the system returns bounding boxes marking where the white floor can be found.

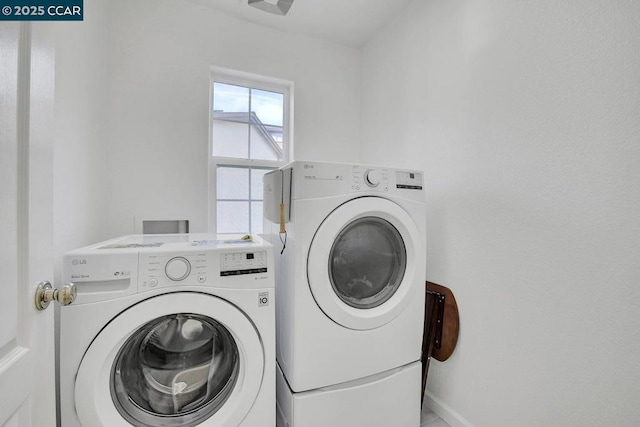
[421,405,450,427]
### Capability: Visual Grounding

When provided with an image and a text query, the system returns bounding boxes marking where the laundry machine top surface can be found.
[68,233,268,253]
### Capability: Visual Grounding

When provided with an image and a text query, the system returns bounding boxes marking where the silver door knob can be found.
[35,281,77,311]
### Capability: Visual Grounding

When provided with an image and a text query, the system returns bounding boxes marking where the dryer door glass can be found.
[329,216,407,309]
[110,313,240,427]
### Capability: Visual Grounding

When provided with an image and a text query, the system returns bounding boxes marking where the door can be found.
[0,22,56,427]
[307,197,423,330]
[74,293,264,427]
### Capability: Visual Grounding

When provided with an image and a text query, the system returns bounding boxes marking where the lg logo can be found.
[71,259,87,266]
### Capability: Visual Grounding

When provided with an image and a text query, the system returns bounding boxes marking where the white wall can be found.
[104,0,362,236]
[362,1,640,426]
[53,0,110,282]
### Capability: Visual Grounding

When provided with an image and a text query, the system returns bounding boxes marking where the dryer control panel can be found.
[352,165,391,192]
[274,161,425,202]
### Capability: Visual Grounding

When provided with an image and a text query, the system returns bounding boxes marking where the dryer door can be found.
[307,197,423,330]
[74,293,264,427]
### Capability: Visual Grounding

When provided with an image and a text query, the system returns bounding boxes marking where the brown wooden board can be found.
[421,281,461,404]
[426,281,459,362]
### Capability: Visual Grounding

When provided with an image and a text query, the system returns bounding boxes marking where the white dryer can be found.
[58,234,275,427]
[263,161,426,427]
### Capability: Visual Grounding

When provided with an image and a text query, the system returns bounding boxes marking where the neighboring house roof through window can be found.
[213,111,283,157]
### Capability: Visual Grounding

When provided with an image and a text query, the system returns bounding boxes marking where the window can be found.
[209,67,293,235]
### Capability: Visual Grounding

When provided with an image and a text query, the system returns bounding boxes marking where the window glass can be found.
[111,314,239,427]
[212,84,284,162]
[217,201,250,234]
[213,83,249,113]
[250,169,269,201]
[250,201,264,236]
[212,120,249,159]
[251,89,284,126]
[329,217,407,309]
[217,167,249,200]
[249,124,280,161]
[215,166,271,235]
[210,69,290,234]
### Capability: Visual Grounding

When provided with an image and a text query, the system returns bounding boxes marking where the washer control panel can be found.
[138,249,269,291]
[221,251,268,276]
[139,251,208,290]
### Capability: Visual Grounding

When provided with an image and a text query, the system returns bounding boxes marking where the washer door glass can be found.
[329,216,407,309]
[111,313,239,427]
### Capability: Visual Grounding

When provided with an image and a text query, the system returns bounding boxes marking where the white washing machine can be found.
[57,234,275,427]
[263,161,426,427]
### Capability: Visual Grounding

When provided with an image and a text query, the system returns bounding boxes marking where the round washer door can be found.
[307,197,422,330]
[75,293,264,427]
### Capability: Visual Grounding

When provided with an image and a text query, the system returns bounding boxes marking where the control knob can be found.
[165,257,191,281]
[364,169,382,187]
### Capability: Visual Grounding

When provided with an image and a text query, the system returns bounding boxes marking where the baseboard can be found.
[424,392,475,427]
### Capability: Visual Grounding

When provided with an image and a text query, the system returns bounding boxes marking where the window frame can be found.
[208,66,294,234]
